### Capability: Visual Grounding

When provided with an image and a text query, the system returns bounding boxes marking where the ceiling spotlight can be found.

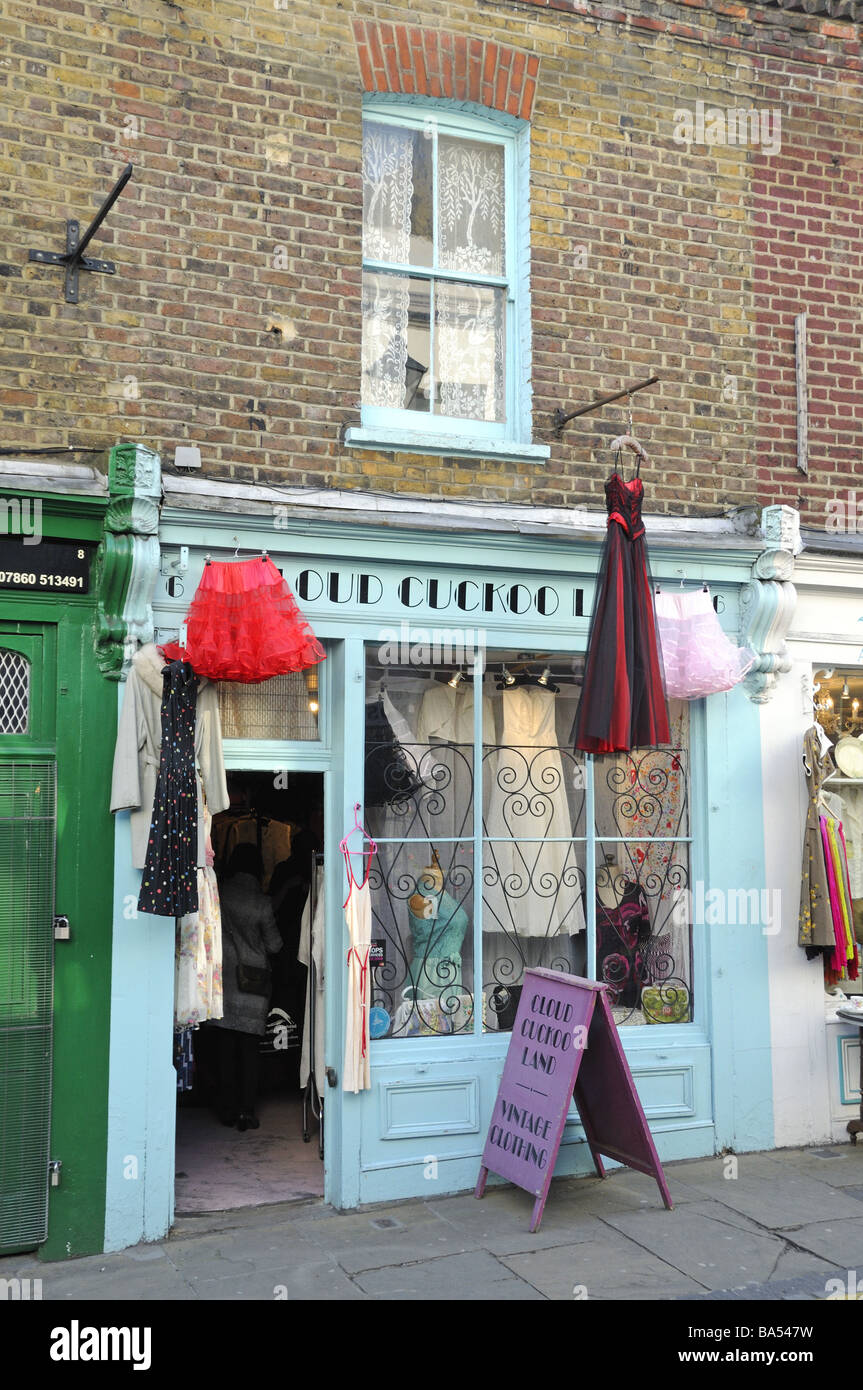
[448,670,464,689]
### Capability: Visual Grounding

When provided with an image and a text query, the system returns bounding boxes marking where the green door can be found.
[0,629,57,1250]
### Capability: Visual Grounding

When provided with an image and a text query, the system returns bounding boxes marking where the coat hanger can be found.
[655,580,710,595]
[204,543,269,565]
[339,802,377,869]
[610,433,649,481]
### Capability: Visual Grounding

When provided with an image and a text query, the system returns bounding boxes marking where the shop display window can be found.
[364,645,693,1038]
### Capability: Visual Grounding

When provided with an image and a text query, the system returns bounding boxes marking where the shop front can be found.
[0,450,150,1261]
[104,483,776,1249]
[763,539,863,1150]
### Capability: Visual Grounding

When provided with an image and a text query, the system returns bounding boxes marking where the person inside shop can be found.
[209,843,283,1131]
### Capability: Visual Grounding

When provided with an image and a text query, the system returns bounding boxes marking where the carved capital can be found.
[108,443,162,500]
[761,504,802,557]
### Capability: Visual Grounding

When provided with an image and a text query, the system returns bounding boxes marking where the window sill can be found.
[344,426,550,464]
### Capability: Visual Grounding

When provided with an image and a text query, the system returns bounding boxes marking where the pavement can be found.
[4,1143,863,1301]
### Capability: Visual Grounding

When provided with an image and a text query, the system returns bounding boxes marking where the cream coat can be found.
[110,644,229,870]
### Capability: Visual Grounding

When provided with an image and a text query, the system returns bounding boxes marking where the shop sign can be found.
[0,538,93,593]
[476,969,673,1231]
[292,566,586,620]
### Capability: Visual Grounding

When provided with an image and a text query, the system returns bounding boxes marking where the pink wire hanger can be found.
[339,802,377,881]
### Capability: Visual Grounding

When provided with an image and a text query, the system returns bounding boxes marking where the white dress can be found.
[416,682,495,842]
[174,808,223,1027]
[483,685,585,938]
[343,858,372,1093]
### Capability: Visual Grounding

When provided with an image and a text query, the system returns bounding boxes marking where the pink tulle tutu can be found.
[180,556,325,684]
[655,589,754,699]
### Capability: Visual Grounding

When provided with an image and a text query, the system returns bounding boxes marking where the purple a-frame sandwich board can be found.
[475,969,673,1232]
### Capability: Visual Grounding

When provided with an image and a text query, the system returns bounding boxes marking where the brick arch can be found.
[351,20,539,120]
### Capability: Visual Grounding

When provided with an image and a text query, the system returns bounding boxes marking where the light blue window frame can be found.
[347,97,550,464]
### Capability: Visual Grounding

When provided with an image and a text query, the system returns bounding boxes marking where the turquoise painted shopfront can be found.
[105,497,773,1247]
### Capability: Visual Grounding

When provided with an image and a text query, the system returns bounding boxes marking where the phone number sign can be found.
[0,540,93,593]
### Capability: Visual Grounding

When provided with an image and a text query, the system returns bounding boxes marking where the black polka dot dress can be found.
[138,660,199,917]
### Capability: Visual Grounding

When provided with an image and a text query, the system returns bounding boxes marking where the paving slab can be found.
[185,1259,366,1301]
[353,1249,546,1300]
[600,1200,838,1291]
[169,1224,326,1277]
[767,1146,863,1189]
[429,1189,609,1256]
[603,1205,772,1291]
[33,1261,197,1302]
[289,1202,486,1274]
[500,1229,709,1300]
[658,1158,863,1230]
[683,1267,852,1301]
[777,1215,863,1268]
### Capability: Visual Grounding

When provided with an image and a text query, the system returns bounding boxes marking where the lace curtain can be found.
[362,121,506,422]
[438,137,505,276]
[362,124,414,410]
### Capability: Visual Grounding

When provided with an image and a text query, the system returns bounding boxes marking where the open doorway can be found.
[175,770,325,1213]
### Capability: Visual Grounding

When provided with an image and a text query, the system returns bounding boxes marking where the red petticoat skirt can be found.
[180,556,326,683]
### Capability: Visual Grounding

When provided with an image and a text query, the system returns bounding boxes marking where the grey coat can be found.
[110,643,229,870]
[210,873,282,1035]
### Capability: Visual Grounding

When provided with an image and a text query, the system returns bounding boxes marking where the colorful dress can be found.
[573,471,670,754]
[798,726,837,951]
[138,660,199,917]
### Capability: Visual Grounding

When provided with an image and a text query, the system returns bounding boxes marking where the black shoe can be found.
[237,1112,260,1132]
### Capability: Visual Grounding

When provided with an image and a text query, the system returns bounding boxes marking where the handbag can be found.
[236,962,272,995]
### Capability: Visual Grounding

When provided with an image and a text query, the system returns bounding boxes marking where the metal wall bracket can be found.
[28,164,133,303]
[553,375,659,435]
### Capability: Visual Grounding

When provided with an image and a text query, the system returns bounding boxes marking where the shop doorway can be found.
[174,770,325,1213]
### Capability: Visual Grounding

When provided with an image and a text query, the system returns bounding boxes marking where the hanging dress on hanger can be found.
[138,659,199,917]
[484,685,585,938]
[655,588,755,699]
[175,807,223,1027]
[798,725,839,954]
[181,555,325,684]
[343,850,372,1093]
[573,468,670,754]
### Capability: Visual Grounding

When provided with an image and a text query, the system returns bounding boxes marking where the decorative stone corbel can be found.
[738,504,800,704]
[93,443,162,678]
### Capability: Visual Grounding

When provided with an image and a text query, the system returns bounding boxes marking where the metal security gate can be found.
[0,761,56,1249]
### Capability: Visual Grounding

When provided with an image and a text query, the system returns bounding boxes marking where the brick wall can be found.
[0,0,859,520]
[751,58,863,531]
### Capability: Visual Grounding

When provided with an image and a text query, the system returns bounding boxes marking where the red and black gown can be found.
[573,470,670,754]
